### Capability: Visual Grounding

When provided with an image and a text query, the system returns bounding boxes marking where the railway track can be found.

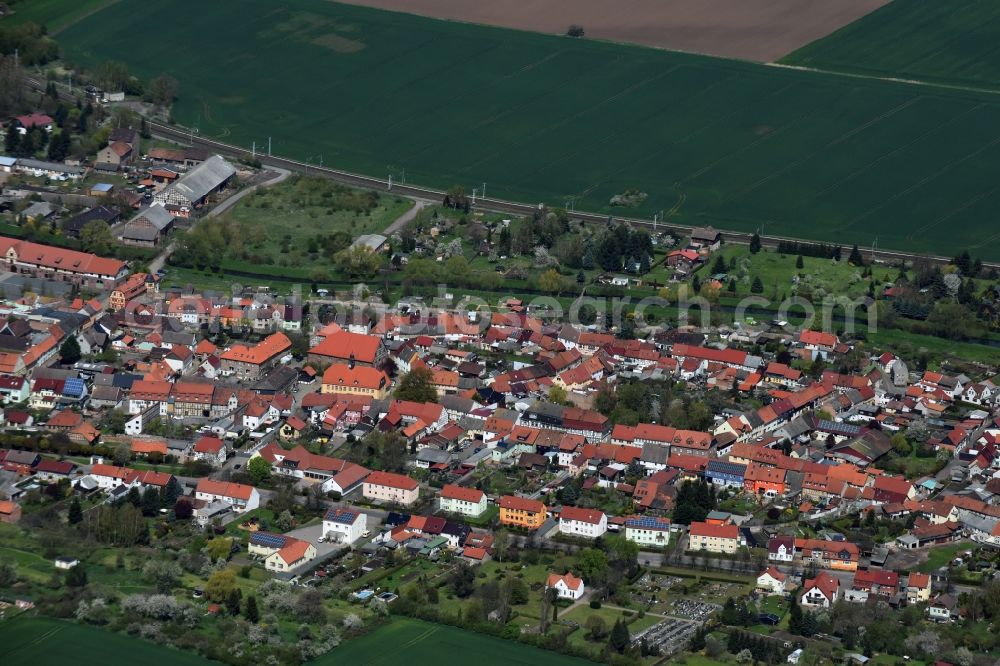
[21,74,978,268]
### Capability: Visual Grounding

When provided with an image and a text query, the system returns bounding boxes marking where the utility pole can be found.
[267,137,271,157]
[319,154,323,168]
[472,188,478,205]
[388,175,392,191]
[482,182,487,199]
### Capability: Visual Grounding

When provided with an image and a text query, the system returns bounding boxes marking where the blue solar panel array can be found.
[63,378,86,398]
[249,532,288,548]
[325,508,359,524]
[626,516,671,529]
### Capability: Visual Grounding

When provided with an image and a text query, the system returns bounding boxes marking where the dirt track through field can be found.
[335,0,890,62]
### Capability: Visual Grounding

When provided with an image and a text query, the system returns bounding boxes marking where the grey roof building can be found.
[153,155,236,208]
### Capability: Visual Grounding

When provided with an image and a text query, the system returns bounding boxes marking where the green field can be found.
[783,0,1000,89]
[0,616,216,665]
[324,617,589,665]
[4,0,120,33]
[47,0,1000,260]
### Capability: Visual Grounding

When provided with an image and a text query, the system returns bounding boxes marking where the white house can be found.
[767,535,795,562]
[546,572,585,600]
[195,479,260,513]
[439,484,488,518]
[800,572,840,608]
[265,539,317,573]
[927,594,957,622]
[323,507,366,544]
[191,435,227,465]
[624,515,671,548]
[54,557,80,570]
[559,506,607,539]
[756,567,788,596]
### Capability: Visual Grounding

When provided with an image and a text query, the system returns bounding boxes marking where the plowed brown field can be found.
[336,0,889,61]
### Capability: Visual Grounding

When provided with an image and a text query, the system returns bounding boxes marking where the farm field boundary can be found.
[782,0,1000,90]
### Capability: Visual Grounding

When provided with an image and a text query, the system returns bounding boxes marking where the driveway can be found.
[383,197,433,235]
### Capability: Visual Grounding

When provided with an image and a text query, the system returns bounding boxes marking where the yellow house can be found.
[321,364,390,399]
[499,495,547,530]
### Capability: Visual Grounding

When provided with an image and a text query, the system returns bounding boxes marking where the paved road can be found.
[383,198,432,235]
[147,168,291,275]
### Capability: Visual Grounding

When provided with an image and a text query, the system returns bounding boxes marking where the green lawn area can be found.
[561,605,660,651]
[224,174,412,254]
[0,616,215,666]
[867,327,1000,367]
[322,617,590,666]
[55,0,1000,260]
[0,545,53,584]
[917,541,972,573]
[705,245,867,301]
[782,0,1000,91]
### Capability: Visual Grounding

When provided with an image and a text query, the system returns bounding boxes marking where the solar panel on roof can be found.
[626,516,670,529]
[250,532,288,548]
[64,378,86,397]
[324,508,359,524]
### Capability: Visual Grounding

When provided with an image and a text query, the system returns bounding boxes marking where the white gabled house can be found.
[439,484,488,518]
[756,567,788,596]
[546,572,585,600]
[558,506,607,539]
[322,507,366,544]
[195,479,260,513]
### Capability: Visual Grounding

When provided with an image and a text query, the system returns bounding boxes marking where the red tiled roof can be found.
[560,506,605,525]
[499,495,545,513]
[364,470,418,491]
[689,521,738,540]
[441,484,484,503]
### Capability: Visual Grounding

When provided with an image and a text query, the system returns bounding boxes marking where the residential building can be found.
[439,484,488,518]
[801,572,840,608]
[624,515,671,548]
[191,435,227,465]
[219,332,292,380]
[265,539,317,573]
[558,506,608,539]
[906,572,932,605]
[322,507,366,544]
[194,479,260,513]
[362,470,419,506]
[498,495,547,530]
[756,567,788,596]
[546,572,585,600]
[767,535,795,562]
[687,521,740,554]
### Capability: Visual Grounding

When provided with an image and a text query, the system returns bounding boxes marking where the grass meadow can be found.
[0,616,215,666]
[782,0,1000,89]
[326,616,591,666]
[51,0,1000,260]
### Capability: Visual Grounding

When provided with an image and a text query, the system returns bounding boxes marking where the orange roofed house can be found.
[362,470,419,506]
[220,332,291,380]
[194,478,260,513]
[0,236,128,289]
[321,363,390,399]
[499,495,547,530]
